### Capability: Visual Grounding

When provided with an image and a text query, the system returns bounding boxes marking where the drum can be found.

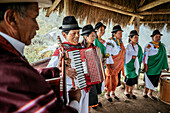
[159,75,170,105]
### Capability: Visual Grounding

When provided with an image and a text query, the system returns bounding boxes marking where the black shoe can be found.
[92,106,98,110]
[125,94,130,98]
[132,95,137,99]
[98,102,102,107]
[143,95,148,98]
[149,96,157,100]
[107,98,113,102]
[114,96,119,100]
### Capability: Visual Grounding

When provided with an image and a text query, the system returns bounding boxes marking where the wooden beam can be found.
[91,0,134,12]
[139,11,170,15]
[128,16,135,25]
[138,0,170,12]
[140,21,170,23]
[128,0,145,25]
[46,0,62,17]
[64,0,71,16]
[139,0,146,7]
[134,18,140,34]
[74,0,144,19]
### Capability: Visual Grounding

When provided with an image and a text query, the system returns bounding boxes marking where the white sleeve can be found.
[69,100,79,111]
[106,41,114,64]
[106,55,114,64]
[46,56,59,68]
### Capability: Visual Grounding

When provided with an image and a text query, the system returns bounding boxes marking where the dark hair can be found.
[0,3,32,22]
[128,35,133,43]
[112,31,118,34]
[81,34,90,48]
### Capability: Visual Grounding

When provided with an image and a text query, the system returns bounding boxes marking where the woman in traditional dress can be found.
[124,30,143,99]
[81,24,102,110]
[143,30,169,100]
[105,25,125,102]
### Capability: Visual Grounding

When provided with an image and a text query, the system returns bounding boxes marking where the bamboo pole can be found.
[91,0,134,12]
[46,0,62,17]
[64,0,71,16]
[134,18,140,34]
[138,0,170,12]
[128,16,135,25]
[140,21,170,23]
[139,11,170,15]
[74,0,144,19]
[128,0,145,25]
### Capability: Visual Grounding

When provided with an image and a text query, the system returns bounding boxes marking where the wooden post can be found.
[134,18,140,34]
[64,0,71,16]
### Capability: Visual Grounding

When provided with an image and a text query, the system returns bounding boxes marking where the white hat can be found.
[0,0,52,8]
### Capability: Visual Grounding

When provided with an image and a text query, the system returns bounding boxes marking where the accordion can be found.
[66,46,105,89]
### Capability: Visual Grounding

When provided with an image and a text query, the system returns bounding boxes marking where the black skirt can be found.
[117,71,121,87]
[125,76,138,86]
[89,84,99,106]
[144,74,161,87]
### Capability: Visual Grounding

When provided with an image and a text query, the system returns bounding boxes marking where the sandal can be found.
[98,102,102,107]
[143,95,148,98]
[132,95,137,99]
[125,94,131,98]
[105,93,112,102]
[148,95,157,100]
[110,93,119,100]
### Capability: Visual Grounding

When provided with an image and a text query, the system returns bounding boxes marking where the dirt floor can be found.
[90,86,170,113]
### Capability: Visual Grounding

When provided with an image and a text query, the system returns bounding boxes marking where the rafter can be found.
[91,0,134,12]
[74,0,144,19]
[139,11,170,15]
[140,21,170,23]
[46,0,62,17]
[128,0,145,25]
[138,0,170,12]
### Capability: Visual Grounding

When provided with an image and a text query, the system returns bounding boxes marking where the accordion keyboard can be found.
[68,50,87,89]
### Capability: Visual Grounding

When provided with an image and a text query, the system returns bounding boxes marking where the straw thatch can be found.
[49,0,170,31]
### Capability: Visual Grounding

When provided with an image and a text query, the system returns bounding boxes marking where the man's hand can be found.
[66,67,77,79]
[56,53,62,71]
[69,87,81,103]
[57,53,77,79]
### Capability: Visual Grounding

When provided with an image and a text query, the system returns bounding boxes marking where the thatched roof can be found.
[47,0,170,31]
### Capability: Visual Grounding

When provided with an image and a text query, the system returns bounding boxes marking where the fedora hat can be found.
[59,16,82,31]
[95,22,106,30]
[81,24,95,36]
[111,25,123,33]
[0,0,52,8]
[128,30,139,37]
[150,30,163,37]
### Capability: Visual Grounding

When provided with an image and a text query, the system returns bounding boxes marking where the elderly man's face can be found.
[16,3,39,45]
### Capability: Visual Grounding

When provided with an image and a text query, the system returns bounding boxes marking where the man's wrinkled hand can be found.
[69,87,81,103]
[66,67,77,79]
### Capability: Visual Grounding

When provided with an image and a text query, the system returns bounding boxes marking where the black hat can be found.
[95,22,106,30]
[150,30,163,37]
[81,24,95,36]
[59,16,82,31]
[128,30,139,37]
[111,25,123,33]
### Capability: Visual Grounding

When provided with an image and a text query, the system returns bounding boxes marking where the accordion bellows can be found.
[67,46,105,89]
